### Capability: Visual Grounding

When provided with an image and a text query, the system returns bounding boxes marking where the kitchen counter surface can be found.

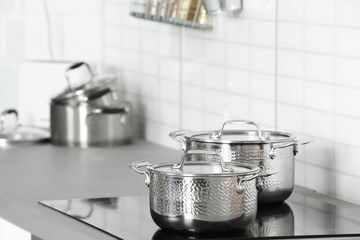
[0,140,181,240]
[0,140,359,240]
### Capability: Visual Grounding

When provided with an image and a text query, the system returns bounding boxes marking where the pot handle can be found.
[236,174,257,194]
[211,120,267,140]
[129,161,151,187]
[172,150,234,173]
[169,130,191,151]
[256,170,278,192]
[236,170,277,194]
[269,139,312,159]
[0,109,19,133]
[86,106,131,125]
[64,62,94,91]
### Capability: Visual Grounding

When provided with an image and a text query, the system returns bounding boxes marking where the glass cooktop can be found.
[39,187,360,240]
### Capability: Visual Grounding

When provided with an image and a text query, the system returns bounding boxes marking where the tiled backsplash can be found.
[1,0,360,205]
[276,0,360,205]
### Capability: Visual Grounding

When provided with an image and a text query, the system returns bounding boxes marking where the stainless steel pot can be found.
[169,120,311,204]
[51,103,132,147]
[130,150,260,233]
[50,62,132,147]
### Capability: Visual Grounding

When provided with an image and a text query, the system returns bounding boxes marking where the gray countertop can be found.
[0,140,359,240]
[0,140,181,240]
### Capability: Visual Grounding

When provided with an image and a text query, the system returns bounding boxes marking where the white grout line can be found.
[278,18,360,31]
[278,46,360,62]
[302,0,307,189]
[178,27,183,129]
[99,0,105,72]
[277,72,360,90]
[277,100,360,122]
[295,158,360,181]
[333,0,338,199]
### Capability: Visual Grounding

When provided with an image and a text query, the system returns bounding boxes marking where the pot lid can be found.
[173,120,295,144]
[148,150,259,177]
[184,130,295,144]
[0,125,49,147]
[52,62,116,104]
[0,109,49,148]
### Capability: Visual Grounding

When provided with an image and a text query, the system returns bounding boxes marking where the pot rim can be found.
[147,161,260,177]
[183,130,297,144]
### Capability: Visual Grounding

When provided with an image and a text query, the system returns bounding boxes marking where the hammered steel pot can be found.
[130,150,260,233]
[170,120,311,204]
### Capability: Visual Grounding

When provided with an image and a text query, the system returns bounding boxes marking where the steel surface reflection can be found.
[249,202,294,237]
[152,228,253,240]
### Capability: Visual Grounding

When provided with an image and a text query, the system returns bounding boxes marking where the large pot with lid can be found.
[170,120,310,204]
[51,62,132,147]
[130,150,260,233]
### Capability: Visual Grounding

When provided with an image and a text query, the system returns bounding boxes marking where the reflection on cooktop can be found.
[39,188,360,240]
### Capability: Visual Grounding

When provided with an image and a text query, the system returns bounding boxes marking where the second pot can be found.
[170,120,310,204]
[51,102,132,147]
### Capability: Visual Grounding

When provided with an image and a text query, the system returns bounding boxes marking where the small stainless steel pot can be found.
[50,62,132,147]
[169,120,311,204]
[130,150,260,233]
[51,103,132,147]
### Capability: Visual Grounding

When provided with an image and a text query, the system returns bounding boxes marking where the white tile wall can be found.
[0,60,18,110]
[304,53,333,83]
[225,68,250,95]
[1,0,360,205]
[335,57,360,88]
[336,0,360,27]
[305,0,335,25]
[277,0,360,204]
[0,0,103,126]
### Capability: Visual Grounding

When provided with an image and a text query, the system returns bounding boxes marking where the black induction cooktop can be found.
[39,187,360,240]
